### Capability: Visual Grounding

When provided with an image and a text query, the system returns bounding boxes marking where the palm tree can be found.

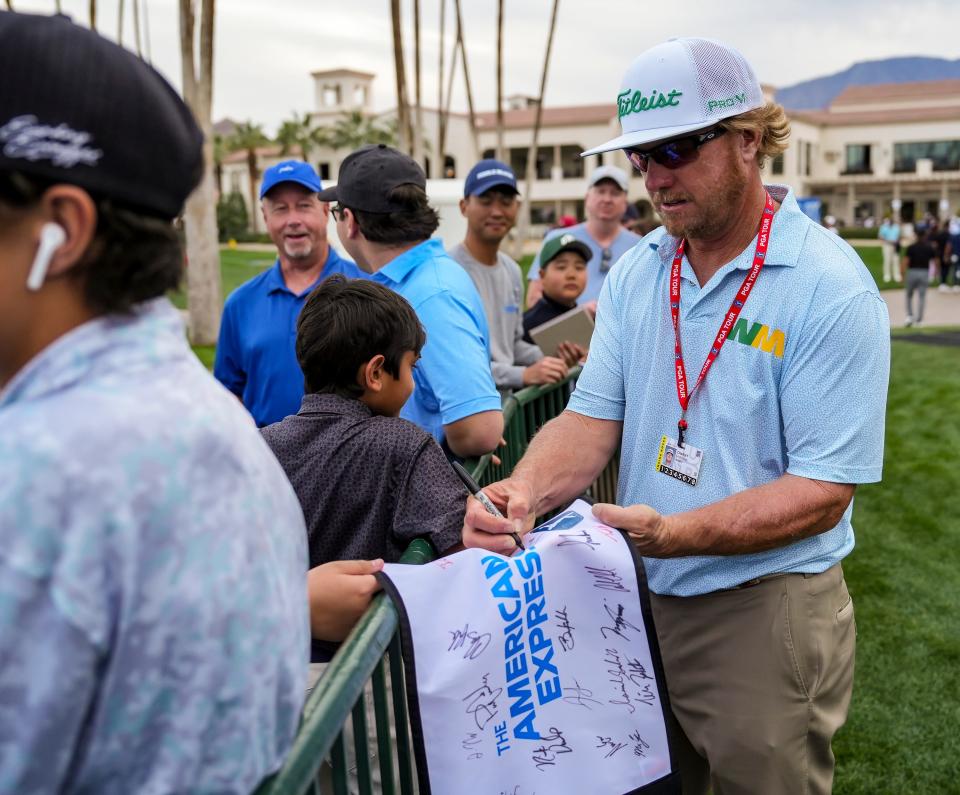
[437,0,446,173]
[117,0,124,45]
[496,0,505,161]
[227,121,270,223]
[276,112,314,162]
[89,0,96,30]
[390,0,411,154]
[512,0,560,260]
[412,0,425,172]
[453,0,479,156]
[178,0,221,345]
[314,111,396,152]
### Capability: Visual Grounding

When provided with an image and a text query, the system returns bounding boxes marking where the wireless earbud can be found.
[26,222,67,292]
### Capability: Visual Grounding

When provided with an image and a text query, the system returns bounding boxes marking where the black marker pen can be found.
[451,460,525,551]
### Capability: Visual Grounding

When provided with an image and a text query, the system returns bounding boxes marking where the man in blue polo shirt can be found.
[214,160,364,426]
[319,144,503,458]
[464,38,890,795]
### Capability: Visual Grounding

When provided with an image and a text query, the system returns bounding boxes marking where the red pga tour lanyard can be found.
[670,191,776,448]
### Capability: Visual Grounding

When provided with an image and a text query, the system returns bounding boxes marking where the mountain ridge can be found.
[775,56,960,110]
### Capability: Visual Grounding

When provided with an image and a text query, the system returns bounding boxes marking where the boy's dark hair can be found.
[350,184,440,245]
[0,171,184,315]
[297,274,426,397]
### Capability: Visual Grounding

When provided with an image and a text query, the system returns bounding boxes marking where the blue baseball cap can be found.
[463,159,518,198]
[259,159,322,199]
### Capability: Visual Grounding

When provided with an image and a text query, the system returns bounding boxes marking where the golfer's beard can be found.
[658,160,750,240]
[283,239,315,260]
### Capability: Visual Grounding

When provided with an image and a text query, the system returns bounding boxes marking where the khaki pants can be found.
[650,564,855,795]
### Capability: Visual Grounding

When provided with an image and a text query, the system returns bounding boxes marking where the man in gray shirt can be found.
[449,160,577,391]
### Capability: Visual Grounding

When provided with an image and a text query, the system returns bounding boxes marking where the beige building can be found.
[221,69,960,234]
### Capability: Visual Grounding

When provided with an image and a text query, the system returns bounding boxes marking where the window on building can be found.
[560,145,584,178]
[796,139,804,175]
[317,162,331,181]
[230,172,242,194]
[771,153,784,175]
[529,202,556,225]
[893,140,960,173]
[509,147,554,180]
[804,142,812,177]
[843,144,872,175]
[322,85,341,107]
[443,155,456,178]
[482,148,496,160]
[352,85,367,106]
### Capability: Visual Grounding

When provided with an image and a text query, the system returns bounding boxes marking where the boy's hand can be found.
[523,357,568,386]
[307,559,384,641]
[556,341,587,367]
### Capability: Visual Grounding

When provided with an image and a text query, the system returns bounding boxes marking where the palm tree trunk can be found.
[390,0,411,155]
[439,35,459,167]
[179,0,222,345]
[453,0,479,158]
[436,0,445,176]
[412,0,425,172]
[89,0,96,30]
[132,0,143,57]
[496,0,504,162]
[513,0,560,260]
[117,0,124,45]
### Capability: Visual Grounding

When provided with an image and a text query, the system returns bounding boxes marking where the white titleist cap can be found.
[582,37,764,157]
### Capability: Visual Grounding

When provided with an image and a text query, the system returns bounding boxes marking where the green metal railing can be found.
[256,367,620,794]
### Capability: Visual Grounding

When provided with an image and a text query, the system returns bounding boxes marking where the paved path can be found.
[882,285,960,328]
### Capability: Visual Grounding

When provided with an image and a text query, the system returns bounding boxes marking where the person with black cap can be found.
[448,159,578,391]
[0,12,310,792]
[214,159,365,427]
[322,144,503,459]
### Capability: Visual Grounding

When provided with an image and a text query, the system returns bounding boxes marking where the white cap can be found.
[582,37,764,157]
[587,165,629,191]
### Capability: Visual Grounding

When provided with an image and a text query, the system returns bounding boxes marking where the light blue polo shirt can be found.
[568,186,890,597]
[372,239,501,444]
[528,223,642,305]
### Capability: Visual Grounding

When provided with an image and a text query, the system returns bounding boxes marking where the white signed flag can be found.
[380,499,680,795]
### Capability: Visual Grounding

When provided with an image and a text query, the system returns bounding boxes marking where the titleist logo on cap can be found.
[0,115,103,168]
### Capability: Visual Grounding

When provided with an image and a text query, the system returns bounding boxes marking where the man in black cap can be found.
[322,144,503,458]
[0,12,313,792]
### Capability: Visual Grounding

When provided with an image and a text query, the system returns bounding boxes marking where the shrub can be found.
[217,191,249,242]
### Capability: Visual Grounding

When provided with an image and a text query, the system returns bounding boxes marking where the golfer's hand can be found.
[592,503,674,557]
[307,559,384,641]
[462,478,537,555]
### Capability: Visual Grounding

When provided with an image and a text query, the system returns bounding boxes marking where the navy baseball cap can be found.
[260,160,322,199]
[463,159,518,198]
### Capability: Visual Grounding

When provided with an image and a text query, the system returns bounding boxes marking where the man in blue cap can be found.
[215,159,364,426]
[449,159,580,391]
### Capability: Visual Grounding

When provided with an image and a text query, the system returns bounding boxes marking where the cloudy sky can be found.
[16,0,960,132]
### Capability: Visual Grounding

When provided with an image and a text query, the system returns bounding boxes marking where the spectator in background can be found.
[878,216,901,283]
[903,229,936,326]
[523,233,591,344]
[215,160,364,426]
[949,209,960,291]
[322,144,503,458]
[526,165,641,314]
[449,160,577,392]
[0,13,308,792]
[930,221,953,291]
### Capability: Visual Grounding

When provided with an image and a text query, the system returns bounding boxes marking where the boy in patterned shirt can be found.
[262,275,476,660]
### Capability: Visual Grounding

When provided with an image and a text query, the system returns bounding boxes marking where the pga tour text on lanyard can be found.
[670,191,776,449]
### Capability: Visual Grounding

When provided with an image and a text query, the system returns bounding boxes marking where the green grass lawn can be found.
[833,332,960,793]
[172,248,276,309]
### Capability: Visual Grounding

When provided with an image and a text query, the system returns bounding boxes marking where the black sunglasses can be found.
[624,126,728,174]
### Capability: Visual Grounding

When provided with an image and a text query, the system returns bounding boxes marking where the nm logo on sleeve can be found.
[730,317,785,358]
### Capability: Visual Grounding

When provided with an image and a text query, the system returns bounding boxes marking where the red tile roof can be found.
[475,103,616,129]
[830,79,960,107]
